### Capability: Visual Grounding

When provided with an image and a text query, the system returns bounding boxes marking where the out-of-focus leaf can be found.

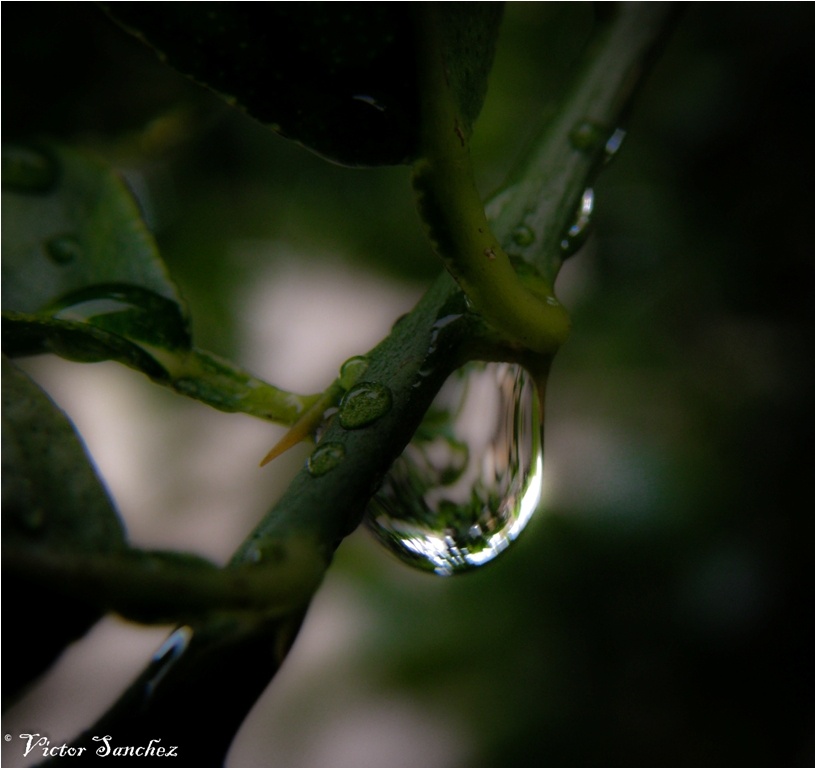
[105,2,503,167]
[1,356,127,706]
[1,141,191,362]
[1,143,315,424]
[1,143,187,317]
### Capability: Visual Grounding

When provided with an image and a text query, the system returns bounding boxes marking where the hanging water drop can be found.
[365,361,544,576]
[338,382,392,429]
[45,234,81,265]
[1,144,59,193]
[307,441,346,477]
[560,187,594,256]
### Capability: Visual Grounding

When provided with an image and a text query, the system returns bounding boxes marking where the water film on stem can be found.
[365,361,544,576]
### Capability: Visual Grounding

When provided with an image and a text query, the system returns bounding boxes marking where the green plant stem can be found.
[411,3,570,357]
[2,311,320,425]
[61,6,679,764]
[2,542,325,625]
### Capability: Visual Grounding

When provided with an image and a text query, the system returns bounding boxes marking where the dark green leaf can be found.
[1,143,188,318]
[105,2,503,167]
[1,356,127,706]
[435,3,505,140]
[1,143,315,423]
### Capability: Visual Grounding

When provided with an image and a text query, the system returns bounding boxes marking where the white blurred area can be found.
[3,250,475,768]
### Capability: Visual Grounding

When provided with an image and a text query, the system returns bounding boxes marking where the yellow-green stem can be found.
[411,4,570,357]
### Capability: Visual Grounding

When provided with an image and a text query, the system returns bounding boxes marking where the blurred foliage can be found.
[3,2,815,767]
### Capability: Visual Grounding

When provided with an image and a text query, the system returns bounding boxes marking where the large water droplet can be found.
[307,441,346,477]
[47,283,191,350]
[1,144,59,194]
[338,382,392,429]
[560,187,595,257]
[365,361,544,576]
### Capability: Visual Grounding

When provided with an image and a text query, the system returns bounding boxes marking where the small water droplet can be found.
[145,625,193,699]
[307,441,346,477]
[1,144,59,193]
[604,128,627,163]
[338,382,392,429]
[560,187,595,257]
[366,361,544,576]
[45,234,81,265]
[510,224,536,247]
[569,120,607,153]
[339,356,369,390]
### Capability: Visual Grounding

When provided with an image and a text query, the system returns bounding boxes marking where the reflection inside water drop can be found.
[366,362,543,576]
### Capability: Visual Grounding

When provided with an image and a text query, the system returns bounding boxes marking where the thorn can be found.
[259,418,314,466]
[259,382,342,467]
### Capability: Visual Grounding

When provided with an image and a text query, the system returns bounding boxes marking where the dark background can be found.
[3,3,815,767]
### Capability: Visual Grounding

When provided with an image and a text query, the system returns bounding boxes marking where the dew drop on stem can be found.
[338,356,369,390]
[569,120,608,153]
[307,441,346,477]
[338,382,392,429]
[365,361,544,576]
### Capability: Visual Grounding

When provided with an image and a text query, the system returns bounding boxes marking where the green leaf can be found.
[105,2,503,167]
[1,141,191,363]
[1,143,187,317]
[1,356,127,706]
[1,143,316,424]
[434,3,505,142]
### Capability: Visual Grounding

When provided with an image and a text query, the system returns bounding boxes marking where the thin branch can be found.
[56,6,679,765]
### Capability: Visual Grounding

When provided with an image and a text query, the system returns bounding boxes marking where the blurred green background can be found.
[3,3,814,767]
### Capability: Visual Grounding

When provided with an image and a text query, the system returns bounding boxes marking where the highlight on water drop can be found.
[365,361,544,576]
[560,187,594,256]
[604,127,627,163]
